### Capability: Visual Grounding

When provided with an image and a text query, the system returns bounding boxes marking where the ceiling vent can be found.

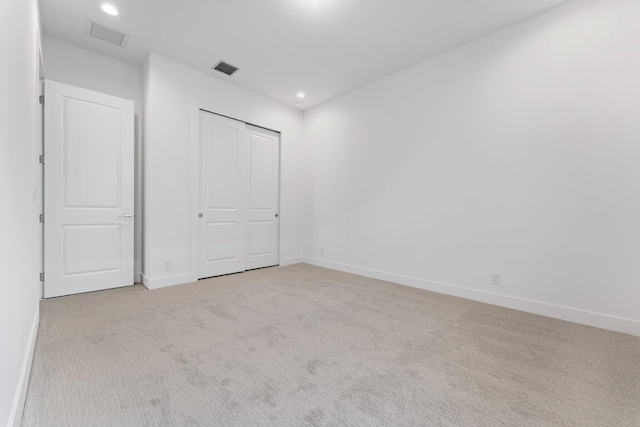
[212,60,240,76]
[85,20,129,48]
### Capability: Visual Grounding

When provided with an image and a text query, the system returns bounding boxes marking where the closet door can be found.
[198,111,248,279]
[245,125,280,270]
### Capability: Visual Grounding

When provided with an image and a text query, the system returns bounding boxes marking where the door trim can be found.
[37,40,45,299]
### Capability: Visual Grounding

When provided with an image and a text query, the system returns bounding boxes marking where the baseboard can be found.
[280,257,307,266]
[300,257,640,337]
[141,273,197,290]
[140,273,150,288]
[7,308,39,427]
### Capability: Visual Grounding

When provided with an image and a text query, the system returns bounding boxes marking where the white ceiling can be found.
[41,0,569,110]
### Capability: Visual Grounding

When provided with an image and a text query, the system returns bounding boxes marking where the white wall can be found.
[142,53,312,288]
[305,0,640,335]
[0,0,42,425]
[41,36,144,282]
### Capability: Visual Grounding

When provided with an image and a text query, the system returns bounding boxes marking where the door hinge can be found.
[39,155,44,164]
[39,95,44,105]
[39,272,44,281]
[39,214,44,223]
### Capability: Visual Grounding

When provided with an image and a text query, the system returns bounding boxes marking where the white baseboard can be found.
[8,308,39,427]
[280,257,307,266]
[141,273,197,290]
[300,257,640,337]
[141,273,150,288]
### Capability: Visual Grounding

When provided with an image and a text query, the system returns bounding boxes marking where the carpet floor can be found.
[22,264,640,426]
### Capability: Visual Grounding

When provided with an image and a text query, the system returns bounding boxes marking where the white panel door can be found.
[245,125,280,270]
[199,111,248,279]
[44,80,134,298]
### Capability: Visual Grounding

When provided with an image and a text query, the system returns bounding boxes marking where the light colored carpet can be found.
[22,264,640,426]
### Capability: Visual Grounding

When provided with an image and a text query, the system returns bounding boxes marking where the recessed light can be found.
[297,92,306,99]
[101,4,119,16]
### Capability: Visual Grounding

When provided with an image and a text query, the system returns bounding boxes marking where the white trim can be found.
[141,273,150,288]
[141,273,196,290]
[299,257,640,337]
[190,104,200,282]
[8,309,39,427]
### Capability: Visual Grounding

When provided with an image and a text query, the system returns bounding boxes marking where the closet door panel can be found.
[198,111,247,278]
[246,125,280,270]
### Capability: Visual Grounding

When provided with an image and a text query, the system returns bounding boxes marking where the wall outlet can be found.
[320,248,325,256]
[164,260,171,271]
[491,273,501,285]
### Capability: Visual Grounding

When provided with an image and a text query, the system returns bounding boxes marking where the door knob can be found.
[118,213,133,220]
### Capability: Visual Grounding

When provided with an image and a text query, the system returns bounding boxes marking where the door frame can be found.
[190,104,282,280]
[37,38,45,298]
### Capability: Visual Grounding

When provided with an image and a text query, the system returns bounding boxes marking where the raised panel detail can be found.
[250,134,274,209]
[64,97,121,208]
[63,224,121,276]
[249,221,273,256]
[206,123,238,209]
[204,222,238,263]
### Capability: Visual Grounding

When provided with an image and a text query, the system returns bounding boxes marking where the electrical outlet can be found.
[320,248,325,256]
[164,261,171,271]
[491,273,501,285]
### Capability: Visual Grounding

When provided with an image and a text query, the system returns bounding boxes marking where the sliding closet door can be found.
[198,111,248,279]
[245,125,280,270]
